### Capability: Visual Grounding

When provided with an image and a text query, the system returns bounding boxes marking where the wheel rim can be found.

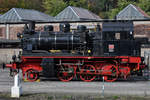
[103,65,118,82]
[80,65,96,82]
[57,65,74,82]
[26,69,39,82]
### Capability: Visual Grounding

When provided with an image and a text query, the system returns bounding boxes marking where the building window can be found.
[0,28,3,37]
[115,32,120,40]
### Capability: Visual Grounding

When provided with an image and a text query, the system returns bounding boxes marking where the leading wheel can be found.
[103,65,119,82]
[26,69,39,82]
[80,65,96,82]
[57,65,75,82]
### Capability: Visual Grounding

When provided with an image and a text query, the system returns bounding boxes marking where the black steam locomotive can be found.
[6,21,148,82]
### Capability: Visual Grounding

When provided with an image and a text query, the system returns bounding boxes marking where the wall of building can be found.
[0,49,21,65]
[9,24,24,39]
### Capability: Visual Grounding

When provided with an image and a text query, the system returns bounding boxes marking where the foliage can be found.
[0,0,150,18]
[87,0,110,18]
[68,0,88,8]
[23,0,44,11]
[0,0,44,14]
[138,0,150,14]
[43,0,67,16]
[0,0,18,13]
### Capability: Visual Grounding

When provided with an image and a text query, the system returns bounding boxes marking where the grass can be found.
[1,93,150,100]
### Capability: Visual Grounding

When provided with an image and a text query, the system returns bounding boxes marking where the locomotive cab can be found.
[100,21,140,56]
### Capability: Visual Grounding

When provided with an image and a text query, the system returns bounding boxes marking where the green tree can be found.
[17,0,26,8]
[0,0,44,14]
[43,0,67,16]
[24,0,44,11]
[69,0,87,8]
[0,0,18,13]
[138,0,150,15]
[87,0,114,18]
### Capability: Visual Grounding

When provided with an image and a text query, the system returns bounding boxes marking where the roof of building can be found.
[55,6,101,21]
[0,8,54,23]
[116,4,150,20]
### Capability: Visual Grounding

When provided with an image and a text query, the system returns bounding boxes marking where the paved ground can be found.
[0,68,150,96]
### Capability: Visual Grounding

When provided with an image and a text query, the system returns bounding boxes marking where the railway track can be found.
[0,68,150,96]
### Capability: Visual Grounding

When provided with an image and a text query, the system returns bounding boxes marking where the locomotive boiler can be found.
[5,21,148,82]
[21,23,89,52]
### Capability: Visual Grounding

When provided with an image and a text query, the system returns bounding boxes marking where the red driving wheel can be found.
[26,69,39,82]
[80,65,96,82]
[57,65,75,82]
[103,65,119,82]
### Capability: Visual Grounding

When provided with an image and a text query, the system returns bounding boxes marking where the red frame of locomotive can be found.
[6,55,145,82]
